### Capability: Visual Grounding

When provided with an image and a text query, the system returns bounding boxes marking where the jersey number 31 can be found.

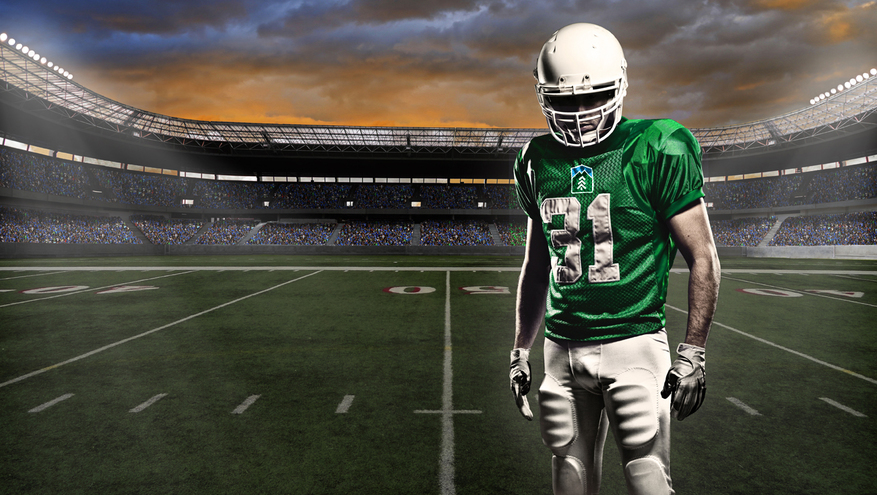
[540,194,620,285]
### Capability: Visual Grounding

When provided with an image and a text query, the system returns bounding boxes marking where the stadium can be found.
[1,24,876,495]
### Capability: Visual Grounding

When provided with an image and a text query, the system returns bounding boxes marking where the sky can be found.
[1,0,875,130]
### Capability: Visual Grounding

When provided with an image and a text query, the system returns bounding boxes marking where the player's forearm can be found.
[514,267,549,349]
[684,251,720,348]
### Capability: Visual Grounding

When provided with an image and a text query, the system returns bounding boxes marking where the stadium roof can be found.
[1,39,875,159]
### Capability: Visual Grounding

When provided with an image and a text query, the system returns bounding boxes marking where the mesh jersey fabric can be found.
[514,117,704,341]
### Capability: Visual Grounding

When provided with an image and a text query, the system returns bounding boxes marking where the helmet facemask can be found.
[537,84,625,147]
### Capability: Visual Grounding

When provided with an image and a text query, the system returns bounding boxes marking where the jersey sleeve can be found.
[639,120,705,220]
[513,141,541,220]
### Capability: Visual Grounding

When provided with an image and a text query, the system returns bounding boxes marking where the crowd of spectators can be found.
[247,222,334,245]
[496,221,527,246]
[421,184,479,209]
[770,212,877,246]
[91,168,190,207]
[272,183,351,209]
[353,184,413,209]
[704,175,803,210]
[335,221,413,246]
[0,205,141,244]
[484,185,515,209]
[703,163,877,210]
[5,147,875,213]
[191,181,274,210]
[195,219,258,245]
[807,165,877,204]
[0,149,95,200]
[709,217,775,247]
[421,220,494,246]
[131,214,203,245]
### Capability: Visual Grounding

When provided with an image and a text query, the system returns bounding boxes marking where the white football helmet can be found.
[534,23,628,147]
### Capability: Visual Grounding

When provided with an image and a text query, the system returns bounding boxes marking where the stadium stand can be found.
[2,147,875,252]
[335,220,413,246]
[247,222,334,245]
[195,219,258,245]
[710,217,776,247]
[421,219,495,246]
[769,212,877,246]
[0,205,141,244]
[130,214,203,245]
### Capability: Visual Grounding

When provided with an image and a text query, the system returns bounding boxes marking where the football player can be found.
[509,23,720,495]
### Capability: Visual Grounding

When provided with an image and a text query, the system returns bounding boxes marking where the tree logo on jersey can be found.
[571,165,594,194]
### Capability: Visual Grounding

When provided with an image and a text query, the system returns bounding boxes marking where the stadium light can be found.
[810,66,876,105]
[3,32,72,79]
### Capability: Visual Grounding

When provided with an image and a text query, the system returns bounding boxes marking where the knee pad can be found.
[552,455,591,495]
[624,457,672,495]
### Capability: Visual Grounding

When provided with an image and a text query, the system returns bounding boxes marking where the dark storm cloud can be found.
[0,0,874,128]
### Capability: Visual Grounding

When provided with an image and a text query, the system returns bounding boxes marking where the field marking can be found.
[723,275,877,308]
[665,304,877,386]
[0,266,521,272]
[335,395,355,414]
[130,393,168,413]
[726,397,762,416]
[28,393,74,413]
[819,397,867,417]
[0,270,196,308]
[411,271,482,495]
[0,270,66,281]
[0,270,323,389]
[232,395,261,414]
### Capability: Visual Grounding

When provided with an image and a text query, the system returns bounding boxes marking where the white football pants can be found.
[539,329,674,495]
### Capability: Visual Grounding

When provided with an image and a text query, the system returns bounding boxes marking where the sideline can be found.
[0,270,323,389]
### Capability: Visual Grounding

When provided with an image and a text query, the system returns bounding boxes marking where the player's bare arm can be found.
[662,197,720,420]
[515,217,551,349]
[666,198,721,348]
[509,217,551,420]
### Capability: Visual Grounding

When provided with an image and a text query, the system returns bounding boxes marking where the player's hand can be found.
[661,344,706,421]
[509,348,533,421]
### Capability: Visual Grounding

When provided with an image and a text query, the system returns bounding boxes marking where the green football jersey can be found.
[514,117,704,342]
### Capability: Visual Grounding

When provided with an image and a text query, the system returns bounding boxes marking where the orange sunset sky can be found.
[2,0,875,130]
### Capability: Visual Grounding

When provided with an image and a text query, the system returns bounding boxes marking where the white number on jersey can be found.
[540,193,620,285]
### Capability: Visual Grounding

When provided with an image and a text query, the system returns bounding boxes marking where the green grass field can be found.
[1,254,875,494]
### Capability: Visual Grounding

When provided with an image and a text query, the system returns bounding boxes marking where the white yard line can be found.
[0,270,323,389]
[28,393,74,413]
[665,304,877,386]
[726,397,762,416]
[0,270,197,308]
[335,395,355,414]
[413,271,482,495]
[232,395,261,414]
[130,393,168,413]
[0,270,67,281]
[819,398,867,417]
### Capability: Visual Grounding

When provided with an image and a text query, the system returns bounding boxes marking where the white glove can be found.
[509,348,533,420]
[661,343,706,421]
